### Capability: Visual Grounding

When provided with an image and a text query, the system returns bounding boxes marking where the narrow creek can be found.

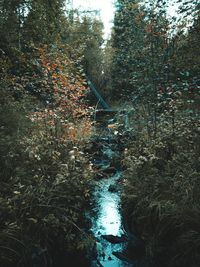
[91,149,130,266]
[89,112,135,267]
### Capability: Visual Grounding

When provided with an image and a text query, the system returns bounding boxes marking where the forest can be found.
[0,0,200,267]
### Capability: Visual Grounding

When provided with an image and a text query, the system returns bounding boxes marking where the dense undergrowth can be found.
[1,1,200,266]
[122,116,200,267]
[0,48,95,267]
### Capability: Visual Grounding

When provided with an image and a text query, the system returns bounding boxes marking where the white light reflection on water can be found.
[91,172,131,267]
[96,188,123,236]
[92,172,124,236]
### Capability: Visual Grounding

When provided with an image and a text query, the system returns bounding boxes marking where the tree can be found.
[0,0,26,53]
[110,0,170,136]
[22,0,66,46]
[111,0,146,99]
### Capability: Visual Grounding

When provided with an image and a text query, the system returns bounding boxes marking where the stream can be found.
[91,145,130,266]
[89,112,137,267]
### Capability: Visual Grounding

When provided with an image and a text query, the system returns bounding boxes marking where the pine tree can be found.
[111,0,146,99]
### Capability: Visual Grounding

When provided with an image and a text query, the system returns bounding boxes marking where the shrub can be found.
[0,49,95,266]
[122,118,200,267]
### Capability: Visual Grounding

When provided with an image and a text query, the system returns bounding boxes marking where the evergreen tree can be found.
[22,0,66,46]
[0,0,26,53]
[111,0,145,99]
[111,0,170,102]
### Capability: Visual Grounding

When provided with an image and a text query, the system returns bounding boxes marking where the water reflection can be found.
[91,172,131,267]
[96,190,123,236]
[100,203,121,235]
[92,172,123,234]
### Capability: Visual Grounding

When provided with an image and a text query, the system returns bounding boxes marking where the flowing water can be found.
[90,117,134,267]
[88,111,154,267]
[91,170,131,267]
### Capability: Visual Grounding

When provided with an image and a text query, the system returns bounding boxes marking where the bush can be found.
[122,118,200,267]
[0,50,95,266]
